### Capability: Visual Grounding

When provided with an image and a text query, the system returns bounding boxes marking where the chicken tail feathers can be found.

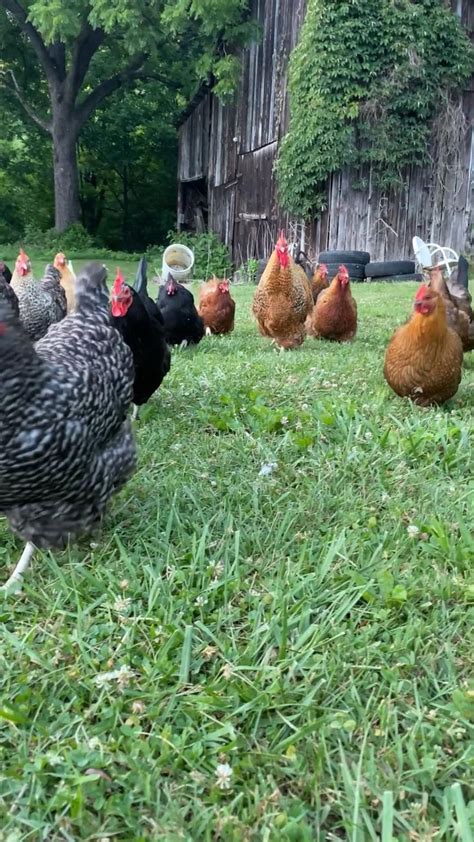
[133,256,148,299]
[75,262,109,315]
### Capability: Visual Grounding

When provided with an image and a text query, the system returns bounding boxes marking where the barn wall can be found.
[178,0,474,265]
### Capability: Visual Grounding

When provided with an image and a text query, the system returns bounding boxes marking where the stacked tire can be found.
[318,250,370,282]
[364,260,421,283]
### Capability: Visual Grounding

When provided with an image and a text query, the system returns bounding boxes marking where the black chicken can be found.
[0,261,12,284]
[0,262,136,590]
[157,274,205,347]
[111,258,171,420]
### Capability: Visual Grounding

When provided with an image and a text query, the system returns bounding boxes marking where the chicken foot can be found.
[205,326,212,337]
[1,541,36,592]
[131,404,139,422]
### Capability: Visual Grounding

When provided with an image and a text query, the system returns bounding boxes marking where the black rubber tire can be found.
[325,262,366,280]
[365,260,415,278]
[367,273,423,283]
[319,250,370,265]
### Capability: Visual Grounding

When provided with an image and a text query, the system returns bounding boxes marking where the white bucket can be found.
[162,244,195,282]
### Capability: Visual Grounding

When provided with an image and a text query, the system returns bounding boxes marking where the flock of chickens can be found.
[0,231,471,588]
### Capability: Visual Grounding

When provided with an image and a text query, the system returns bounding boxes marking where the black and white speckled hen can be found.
[0,262,136,589]
[10,250,66,341]
[0,261,12,284]
[111,258,171,419]
[157,274,205,347]
[0,274,19,318]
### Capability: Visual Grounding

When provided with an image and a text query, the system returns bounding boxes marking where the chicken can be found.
[0,274,19,318]
[42,264,68,323]
[54,251,76,312]
[307,264,357,341]
[198,276,236,335]
[252,232,313,349]
[10,250,66,341]
[427,265,474,352]
[311,263,329,303]
[111,258,171,420]
[0,262,136,590]
[157,274,205,347]
[384,284,463,406]
[0,261,12,284]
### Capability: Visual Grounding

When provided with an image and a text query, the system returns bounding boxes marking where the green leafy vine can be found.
[276,0,474,219]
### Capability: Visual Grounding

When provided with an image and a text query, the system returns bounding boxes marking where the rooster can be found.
[427,265,474,352]
[311,263,329,303]
[157,274,205,348]
[54,251,76,312]
[306,265,357,342]
[252,232,313,349]
[111,259,171,420]
[198,277,236,335]
[10,250,66,340]
[0,262,136,590]
[384,284,463,406]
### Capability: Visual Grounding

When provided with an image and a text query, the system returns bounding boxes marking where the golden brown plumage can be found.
[54,252,76,312]
[252,233,312,349]
[306,265,357,341]
[427,265,474,352]
[384,284,463,406]
[198,277,236,335]
[311,263,329,303]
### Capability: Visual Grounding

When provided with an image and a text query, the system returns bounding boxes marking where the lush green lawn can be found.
[1,282,473,841]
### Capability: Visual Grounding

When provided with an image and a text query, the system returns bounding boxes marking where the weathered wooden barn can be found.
[177,0,474,265]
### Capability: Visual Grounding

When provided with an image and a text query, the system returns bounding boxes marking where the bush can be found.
[162,231,232,280]
[20,223,98,253]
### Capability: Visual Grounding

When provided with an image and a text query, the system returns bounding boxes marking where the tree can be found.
[0,0,253,232]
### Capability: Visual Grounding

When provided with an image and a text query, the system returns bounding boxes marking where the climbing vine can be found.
[276,0,474,219]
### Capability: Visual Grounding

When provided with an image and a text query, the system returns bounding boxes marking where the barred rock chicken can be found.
[252,232,313,349]
[0,274,19,318]
[0,262,136,590]
[307,265,357,342]
[10,250,66,341]
[427,265,474,352]
[42,264,68,323]
[54,251,76,312]
[157,274,205,347]
[311,263,329,303]
[384,284,463,406]
[111,259,171,420]
[198,277,236,335]
[0,261,12,284]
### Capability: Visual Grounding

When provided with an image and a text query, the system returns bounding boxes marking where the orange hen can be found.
[54,252,76,312]
[252,232,312,349]
[311,263,329,303]
[384,284,462,406]
[307,265,357,341]
[198,277,236,335]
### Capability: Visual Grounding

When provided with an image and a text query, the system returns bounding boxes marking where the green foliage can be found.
[277,0,474,218]
[165,230,232,279]
[19,223,97,253]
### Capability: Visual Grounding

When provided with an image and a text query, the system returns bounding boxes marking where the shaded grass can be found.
[0,282,473,841]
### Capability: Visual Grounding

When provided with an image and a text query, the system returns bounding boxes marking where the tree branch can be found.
[66,20,106,104]
[73,52,148,129]
[2,69,52,133]
[0,0,56,83]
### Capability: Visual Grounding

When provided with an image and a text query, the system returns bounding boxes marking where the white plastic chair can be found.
[412,236,459,278]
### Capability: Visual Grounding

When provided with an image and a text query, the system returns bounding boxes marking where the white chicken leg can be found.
[1,542,36,592]
[205,326,212,337]
[131,404,139,422]
[179,339,188,350]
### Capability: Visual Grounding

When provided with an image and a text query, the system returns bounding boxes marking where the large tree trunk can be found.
[52,113,81,232]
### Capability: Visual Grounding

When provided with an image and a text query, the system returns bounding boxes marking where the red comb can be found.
[276,230,287,247]
[415,284,429,300]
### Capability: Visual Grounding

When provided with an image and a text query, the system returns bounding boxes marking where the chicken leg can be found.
[131,403,139,422]
[1,542,35,592]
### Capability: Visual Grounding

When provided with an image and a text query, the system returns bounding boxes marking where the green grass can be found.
[1,282,473,841]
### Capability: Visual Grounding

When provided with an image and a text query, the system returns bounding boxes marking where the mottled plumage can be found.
[0,275,19,318]
[41,264,68,324]
[0,261,12,284]
[384,285,462,406]
[0,262,136,548]
[11,251,66,341]
[157,275,205,346]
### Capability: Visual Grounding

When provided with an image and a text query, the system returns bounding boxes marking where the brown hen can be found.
[252,232,312,349]
[311,263,329,303]
[427,265,474,352]
[384,284,462,406]
[198,277,236,335]
[307,265,357,341]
